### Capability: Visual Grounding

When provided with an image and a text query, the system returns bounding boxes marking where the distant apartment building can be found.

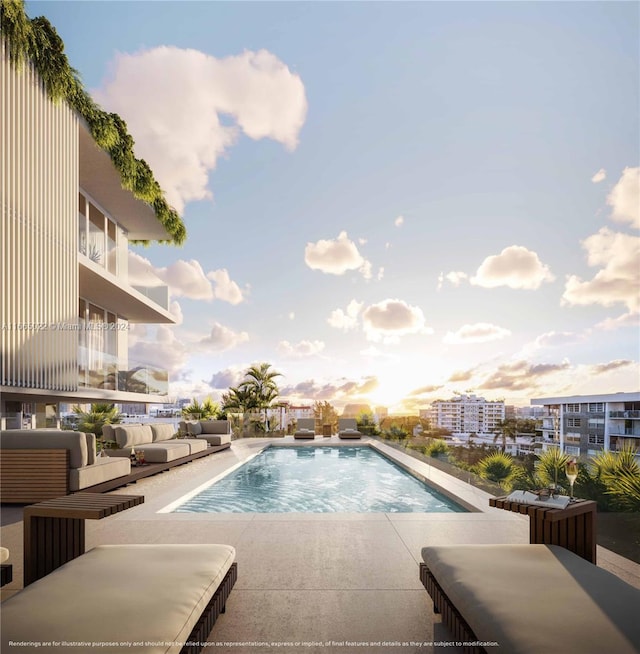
[1,36,181,428]
[531,392,640,458]
[425,394,505,437]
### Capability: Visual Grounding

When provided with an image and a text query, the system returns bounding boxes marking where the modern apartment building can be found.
[424,394,505,437]
[1,31,182,428]
[531,393,640,458]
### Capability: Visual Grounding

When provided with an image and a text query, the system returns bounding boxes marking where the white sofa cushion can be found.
[196,433,231,446]
[150,423,177,442]
[186,420,203,436]
[0,544,236,654]
[135,442,190,462]
[69,456,131,491]
[113,424,153,448]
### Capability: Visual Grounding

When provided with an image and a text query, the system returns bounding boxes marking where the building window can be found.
[567,418,581,427]
[565,446,581,456]
[565,433,581,443]
[588,434,605,445]
[588,403,604,413]
[566,404,581,413]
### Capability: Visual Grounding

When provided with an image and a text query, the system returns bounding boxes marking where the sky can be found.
[28,1,640,412]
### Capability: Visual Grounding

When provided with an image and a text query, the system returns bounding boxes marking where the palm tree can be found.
[237,363,282,432]
[182,397,220,420]
[72,403,121,438]
[591,444,640,511]
[493,418,537,453]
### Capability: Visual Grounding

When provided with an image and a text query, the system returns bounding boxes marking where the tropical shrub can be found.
[590,445,640,512]
[534,448,571,490]
[72,403,121,442]
[425,439,448,457]
[182,397,220,420]
[477,452,517,490]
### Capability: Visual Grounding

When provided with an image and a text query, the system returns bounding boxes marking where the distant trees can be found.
[182,397,220,420]
[313,401,339,433]
[492,418,537,452]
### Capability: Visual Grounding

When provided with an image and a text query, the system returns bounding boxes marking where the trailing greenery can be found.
[1,0,186,245]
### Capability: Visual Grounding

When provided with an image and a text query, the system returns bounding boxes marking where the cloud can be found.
[562,227,640,313]
[362,299,432,343]
[394,215,404,227]
[305,231,372,278]
[129,325,189,375]
[206,269,247,305]
[277,339,325,358]
[327,299,363,331]
[589,359,634,375]
[280,376,378,402]
[127,252,246,304]
[471,245,555,289]
[532,331,584,348]
[479,359,570,391]
[169,300,183,325]
[437,271,469,290]
[199,322,249,351]
[408,384,443,397]
[607,167,639,228]
[595,312,640,330]
[443,322,511,344]
[591,168,606,183]
[207,367,247,389]
[448,369,475,383]
[288,312,295,320]
[95,46,307,213]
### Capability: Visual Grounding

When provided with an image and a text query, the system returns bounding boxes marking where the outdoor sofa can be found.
[419,543,640,654]
[294,418,316,439]
[102,423,209,461]
[0,429,130,503]
[183,419,233,446]
[1,543,237,654]
[338,418,362,439]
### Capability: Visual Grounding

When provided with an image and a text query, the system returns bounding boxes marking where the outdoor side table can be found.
[322,425,332,437]
[489,496,597,564]
[23,492,144,585]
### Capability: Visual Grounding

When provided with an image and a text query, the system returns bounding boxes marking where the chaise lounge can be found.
[0,429,131,503]
[1,543,237,654]
[294,418,316,439]
[338,418,362,439]
[419,544,640,654]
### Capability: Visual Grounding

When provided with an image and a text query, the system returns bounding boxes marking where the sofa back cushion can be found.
[113,424,153,449]
[0,429,88,468]
[150,423,176,442]
[297,418,315,431]
[102,424,116,440]
[84,433,97,465]
[186,421,203,436]
[200,420,231,435]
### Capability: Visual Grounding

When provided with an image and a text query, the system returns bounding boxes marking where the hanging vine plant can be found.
[1,0,186,245]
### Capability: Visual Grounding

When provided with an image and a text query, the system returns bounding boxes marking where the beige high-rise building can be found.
[1,39,181,428]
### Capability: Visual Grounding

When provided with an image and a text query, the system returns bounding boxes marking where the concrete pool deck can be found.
[2,436,639,654]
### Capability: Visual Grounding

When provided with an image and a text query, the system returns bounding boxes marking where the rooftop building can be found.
[424,394,505,437]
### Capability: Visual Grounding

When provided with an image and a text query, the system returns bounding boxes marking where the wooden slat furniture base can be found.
[0,449,69,502]
[489,496,597,563]
[23,492,144,585]
[180,562,238,654]
[419,563,486,654]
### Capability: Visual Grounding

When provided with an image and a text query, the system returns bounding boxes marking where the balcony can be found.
[609,410,640,419]
[79,348,168,396]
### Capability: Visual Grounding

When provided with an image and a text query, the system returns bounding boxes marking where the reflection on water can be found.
[175,446,467,514]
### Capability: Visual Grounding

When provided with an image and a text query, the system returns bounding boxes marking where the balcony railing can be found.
[78,348,168,396]
[131,285,170,311]
[609,410,640,419]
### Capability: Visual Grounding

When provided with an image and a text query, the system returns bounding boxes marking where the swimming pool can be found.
[172,445,466,513]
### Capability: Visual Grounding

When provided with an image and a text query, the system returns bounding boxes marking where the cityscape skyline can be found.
[27,1,640,412]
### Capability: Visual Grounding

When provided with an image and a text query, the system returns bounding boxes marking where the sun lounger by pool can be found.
[294,418,316,439]
[338,418,362,439]
[419,544,640,654]
[1,544,237,654]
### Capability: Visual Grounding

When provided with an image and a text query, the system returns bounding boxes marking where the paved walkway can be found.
[2,437,638,654]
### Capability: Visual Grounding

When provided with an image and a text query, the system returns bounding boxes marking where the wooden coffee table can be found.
[23,492,144,585]
[490,496,597,563]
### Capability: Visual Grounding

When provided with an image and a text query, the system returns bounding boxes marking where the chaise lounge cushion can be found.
[421,544,640,654]
[132,442,191,463]
[1,543,236,654]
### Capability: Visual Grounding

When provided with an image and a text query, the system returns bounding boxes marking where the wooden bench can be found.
[420,544,640,654]
[1,544,237,654]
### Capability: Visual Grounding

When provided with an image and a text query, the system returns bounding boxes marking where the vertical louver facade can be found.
[1,43,79,391]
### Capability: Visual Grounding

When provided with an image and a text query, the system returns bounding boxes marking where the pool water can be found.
[173,446,466,513]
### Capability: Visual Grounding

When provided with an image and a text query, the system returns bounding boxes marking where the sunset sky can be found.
[28,1,639,412]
